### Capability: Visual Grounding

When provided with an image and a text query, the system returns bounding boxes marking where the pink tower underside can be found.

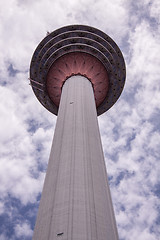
[46,52,109,108]
[32,76,118,240]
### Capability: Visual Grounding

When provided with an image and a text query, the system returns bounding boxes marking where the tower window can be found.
[57,232,64,236]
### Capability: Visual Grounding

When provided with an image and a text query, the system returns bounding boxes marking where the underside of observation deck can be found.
[30,25,126,116]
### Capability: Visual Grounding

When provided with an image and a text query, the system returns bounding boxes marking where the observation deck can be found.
[30,25,126,115]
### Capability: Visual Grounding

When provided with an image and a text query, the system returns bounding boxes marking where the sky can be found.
[0,0,160,239]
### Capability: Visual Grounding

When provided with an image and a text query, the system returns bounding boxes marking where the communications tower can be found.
[30,25,126,240]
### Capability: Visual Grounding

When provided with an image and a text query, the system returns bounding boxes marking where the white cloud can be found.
[0,0,160,239]
[0,234,7,240]
[0,201,5,215]
[149,0,160,25]
[15,222,33,238]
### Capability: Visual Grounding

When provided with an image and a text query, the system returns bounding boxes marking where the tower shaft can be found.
[32,76,118,240]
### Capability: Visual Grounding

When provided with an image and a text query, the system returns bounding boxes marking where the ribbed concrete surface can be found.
[32,75,118,240]
[46,52,109,108]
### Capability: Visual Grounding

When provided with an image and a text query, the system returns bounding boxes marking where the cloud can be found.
[15,222,33,238]
[0,0,160,239]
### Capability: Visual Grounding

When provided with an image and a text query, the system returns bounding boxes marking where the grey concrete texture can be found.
[32,76,119,240]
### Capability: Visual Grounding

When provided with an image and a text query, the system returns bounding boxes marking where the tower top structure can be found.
[30,25,126,116]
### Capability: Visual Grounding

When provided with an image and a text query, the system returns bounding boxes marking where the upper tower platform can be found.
[30,25,126,116]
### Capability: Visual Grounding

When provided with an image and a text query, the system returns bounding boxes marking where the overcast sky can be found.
[0,0,160,239]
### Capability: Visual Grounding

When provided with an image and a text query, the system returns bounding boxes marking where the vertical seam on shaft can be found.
[87,82,98,240]
[71,78,76,240]
[82,78,89,240]
[47,78,69,240]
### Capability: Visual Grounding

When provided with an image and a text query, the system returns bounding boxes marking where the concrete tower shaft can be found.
[32,76,118,240]
[30,25,126,240]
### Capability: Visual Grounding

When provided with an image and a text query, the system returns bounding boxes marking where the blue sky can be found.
[0,0,160,239]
